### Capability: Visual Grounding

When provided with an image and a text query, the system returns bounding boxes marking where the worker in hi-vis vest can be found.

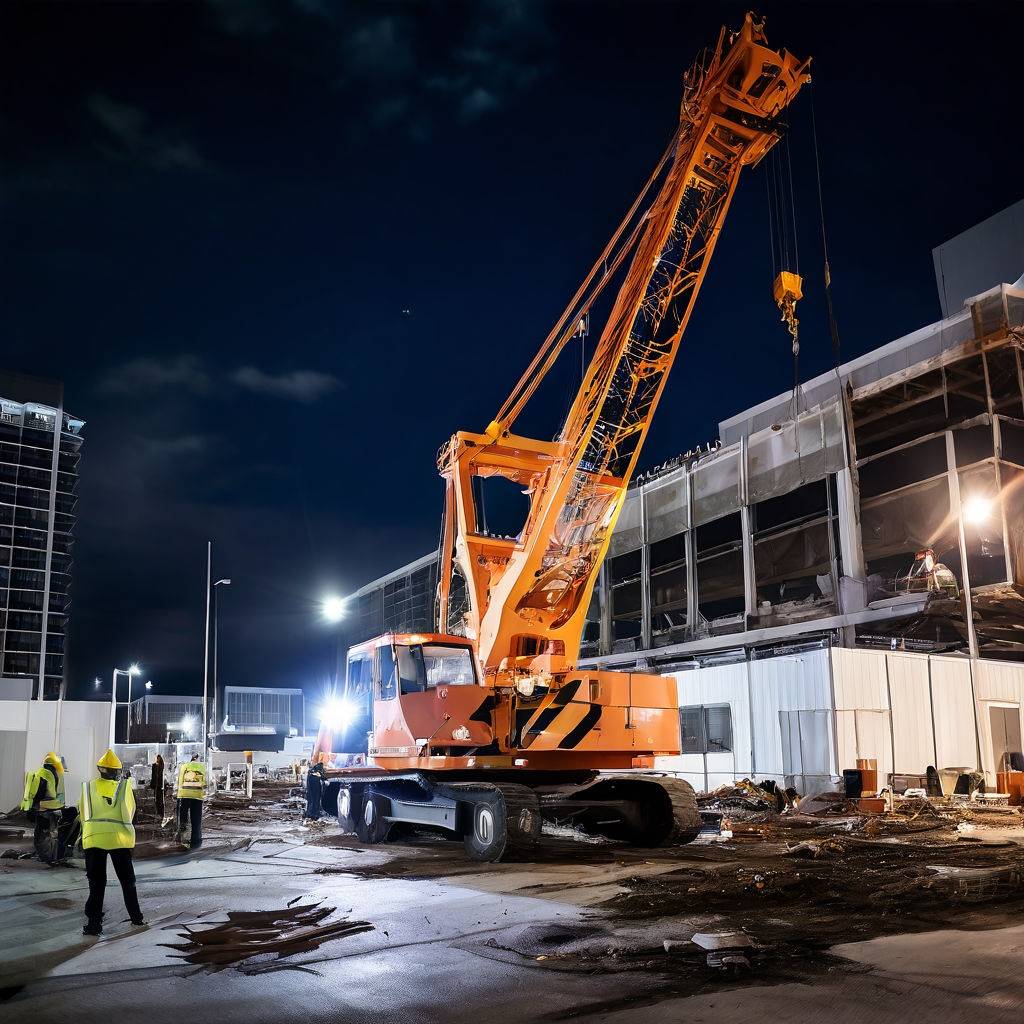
[175,752,206,849]
[20,751,78,864]
[80,749,145,936]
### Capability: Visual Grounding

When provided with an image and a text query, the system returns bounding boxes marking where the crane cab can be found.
[317,632,496,770]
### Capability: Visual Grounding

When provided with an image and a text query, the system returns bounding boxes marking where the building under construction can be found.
[343,205,1024,794]
[348,204,1024,670]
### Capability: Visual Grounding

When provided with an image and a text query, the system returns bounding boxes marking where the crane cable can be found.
[766,129,803,420]
[810,80,842,372]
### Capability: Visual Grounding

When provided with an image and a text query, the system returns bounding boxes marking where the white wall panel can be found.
[657,665,751,789]
[929,657,979,770]
[749,649,834,789]
[1,701,111,811]
[886,653,936,774]
[831,648,888,710]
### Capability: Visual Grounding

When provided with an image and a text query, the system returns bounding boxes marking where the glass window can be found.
[420,644,476,687]
[347,655,373,696]
[398,644,426,694]
[704,705,733,753]
[377,646,397,700]
[679,704,733,754]
[679,707,703,753]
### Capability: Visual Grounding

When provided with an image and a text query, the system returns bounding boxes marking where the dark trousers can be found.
[84,847,141,925]
[32,808,79,864]
[305,772,323,820]
[177,797,203,848]
[154,787,165,819]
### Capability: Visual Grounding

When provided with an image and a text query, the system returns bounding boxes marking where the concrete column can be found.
[739,435,757,620]
[946,430,980,659]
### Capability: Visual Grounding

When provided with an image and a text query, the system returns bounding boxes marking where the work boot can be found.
[83,921,102,937]
[130,916,147,927]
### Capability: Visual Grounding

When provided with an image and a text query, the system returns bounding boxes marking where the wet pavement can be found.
[3,791,1024,1023]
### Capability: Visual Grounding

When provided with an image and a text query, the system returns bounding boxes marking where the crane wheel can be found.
[461,783,541,863]
[355,789,391,844]
[336,784,360,834]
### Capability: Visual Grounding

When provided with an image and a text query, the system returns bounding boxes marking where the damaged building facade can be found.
[345,207,1024,794]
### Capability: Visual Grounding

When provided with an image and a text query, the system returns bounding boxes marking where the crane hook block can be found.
[773,270,803,355]
[772,270,803,307]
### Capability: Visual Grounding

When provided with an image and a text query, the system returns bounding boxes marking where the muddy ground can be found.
[3,780,1024,1023]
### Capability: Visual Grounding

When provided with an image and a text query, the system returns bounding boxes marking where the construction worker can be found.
[80,749,144,936]
[304,761,326,820]
[19,751,77,864]
[149,753,166,821]
[175,751,206,848]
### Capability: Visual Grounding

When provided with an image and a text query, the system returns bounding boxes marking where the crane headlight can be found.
[516,676,538,698]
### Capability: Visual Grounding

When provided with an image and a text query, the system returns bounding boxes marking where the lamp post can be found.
[109,663,141,747]
[212,578,231,737]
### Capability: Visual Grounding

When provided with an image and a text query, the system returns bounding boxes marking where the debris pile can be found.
[697,778,798,820]
[161,901,373,973]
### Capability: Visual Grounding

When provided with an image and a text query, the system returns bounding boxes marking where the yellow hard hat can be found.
[97,749,122,770]
[44,751,64,774]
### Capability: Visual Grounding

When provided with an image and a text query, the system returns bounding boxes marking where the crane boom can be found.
[438,13,809,680]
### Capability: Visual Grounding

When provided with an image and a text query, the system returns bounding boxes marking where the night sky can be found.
[2,1,1019,702]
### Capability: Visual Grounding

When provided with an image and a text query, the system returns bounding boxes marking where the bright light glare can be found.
[319,697,355,731]
[179,715,197,738]
[322,595,347,623]
[128,662,142,676]
[963,496,993,525]
[145,680,153,690]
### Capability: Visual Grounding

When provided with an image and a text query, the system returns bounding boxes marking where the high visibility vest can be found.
[40,767,65,811]
[19,767,63,812]
[81,778,136,850]
[176,760,206,800]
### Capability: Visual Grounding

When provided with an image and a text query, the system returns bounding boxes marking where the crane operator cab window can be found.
[340,654,374,753]
[395,642,477,694]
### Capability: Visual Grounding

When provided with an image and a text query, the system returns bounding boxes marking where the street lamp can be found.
[109,663,142,747]
[212,578,231,737]
[322,595,347,624]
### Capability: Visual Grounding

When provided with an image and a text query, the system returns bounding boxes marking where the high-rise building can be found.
[0,371,84,699]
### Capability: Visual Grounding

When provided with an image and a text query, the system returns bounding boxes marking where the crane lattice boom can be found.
[438,13,809,681]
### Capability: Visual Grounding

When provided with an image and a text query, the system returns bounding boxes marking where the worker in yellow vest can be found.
[175,752,206,849]
[80,749,145,936]
[19,751,77,864]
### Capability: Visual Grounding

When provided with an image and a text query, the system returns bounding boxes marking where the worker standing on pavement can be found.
[175,751,206,848]
[20,751,78,864]
[80,749,145,936]
[304,760,326,820]
[149,754,165,821]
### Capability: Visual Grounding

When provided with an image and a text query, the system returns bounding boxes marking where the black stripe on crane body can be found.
[558,703,603,749]
[524,679,583,737]
[511,678,605,750]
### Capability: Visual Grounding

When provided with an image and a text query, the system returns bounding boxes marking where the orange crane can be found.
[316,14,809,861]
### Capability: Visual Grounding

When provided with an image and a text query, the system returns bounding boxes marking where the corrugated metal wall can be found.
[657,647,1020,794]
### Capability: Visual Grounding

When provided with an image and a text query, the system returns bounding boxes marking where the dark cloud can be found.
[99,357,338,403]
[207,0,552,138]
[140,434,211,459]
[98,355,211,395]
[86,93,208,171]
[230,366,340,402]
